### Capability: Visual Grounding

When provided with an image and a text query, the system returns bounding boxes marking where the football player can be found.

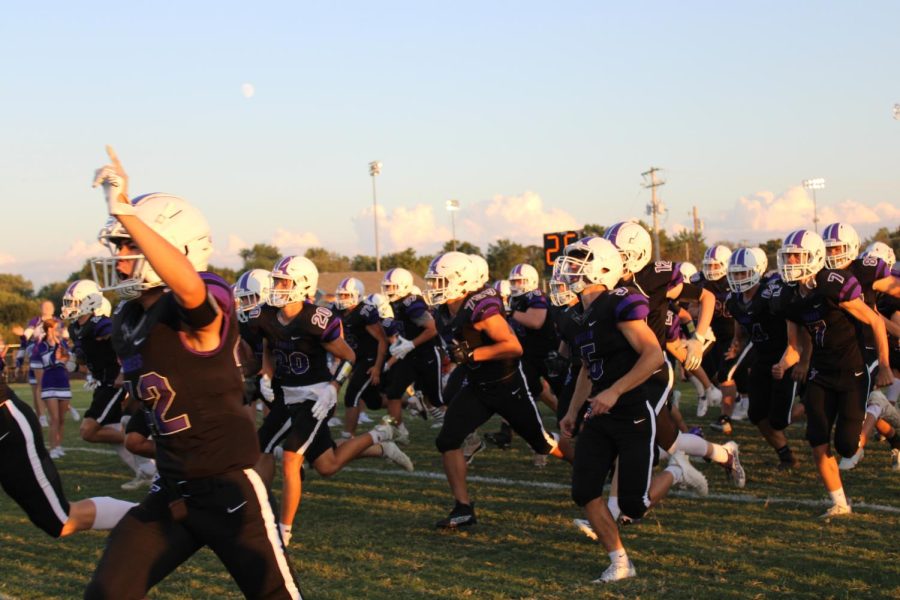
[84,148,302,599]
[63,279,157,489]
[381,268,442,436]
[426,252,563,529]
[253,257,410,546]
[332,278,389,438]
[604,222,745,492]
[773,229,892,517]
[233,268,271,417]
[558,237,698,583]
[724,248,799,469]
[1,383,136,538]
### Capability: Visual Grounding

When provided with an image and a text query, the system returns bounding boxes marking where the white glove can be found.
[260,375,275,403]
[91,146,134,216]
[684,336,705,371]
[66,358,78,373]
[83,374,99,391]
[311,384,338,421]
[389,336,415,360]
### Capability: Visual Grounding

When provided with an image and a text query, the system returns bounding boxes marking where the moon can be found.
[242,83,255,99]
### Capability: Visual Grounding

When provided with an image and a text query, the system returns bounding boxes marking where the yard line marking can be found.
[57,448,900,514]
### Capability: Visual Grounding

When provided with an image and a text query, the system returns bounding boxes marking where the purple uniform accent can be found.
[604,222,624,242]
[838,277,862,303]
[273,256,293,275]
[179,273,237,357]
[665,306,681,342]
[614,292,650,322]
[875,259,891,280]
[522,289,549,310]
[785,230,806,247]
[321,317,342,343]
[471,296,503,323]
[403,296,429,320]
[94,317,113,338]
[822,223,837,241]
[892,263,900,278]
[35,341,70,397]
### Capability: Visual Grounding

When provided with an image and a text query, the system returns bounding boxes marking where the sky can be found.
[1,1,899,287]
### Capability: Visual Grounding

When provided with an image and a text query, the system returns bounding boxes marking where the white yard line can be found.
[58,447,900,514]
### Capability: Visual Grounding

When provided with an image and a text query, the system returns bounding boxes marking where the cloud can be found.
[210,234,248,269]
[349,191,580,256]
[686,186,900,244]
[271,228,322,256]
[0,252,15,266]
[64,239,106,262]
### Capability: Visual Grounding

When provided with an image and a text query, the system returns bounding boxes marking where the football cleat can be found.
[373,416,401,443]
[533,453,548,468]
[573,518,598,541]
[819,503,852,520]
[435,502,476,529]
[711,415,733,435]
[327,416,343,428]
[731,397,749,421]
[358,411,373,424]
[69,405,81,422]
[696,394,709,418]
[592,561,637,584]
[121,471,154,491]
[381,441,414,472]
[838,447,864,471]
[671,451,709,496]
[723,441,746,488]
[705,386,723,407]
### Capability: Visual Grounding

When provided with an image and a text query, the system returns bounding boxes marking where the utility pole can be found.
[369,161,382,272]
[642,167,666,261]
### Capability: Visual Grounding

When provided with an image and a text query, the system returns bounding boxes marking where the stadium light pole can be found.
[369,161,382,272]
[802,178,825,234]
[446,199,460,251]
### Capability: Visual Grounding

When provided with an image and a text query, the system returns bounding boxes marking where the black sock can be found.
[889,433,900,451]
[776,445,794,462]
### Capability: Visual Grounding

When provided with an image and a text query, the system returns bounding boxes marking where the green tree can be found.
[350,254,377,271]
[0,274,34,298]
[441,240,482,255]
[582,223,606,238]
[206,264,239,284]
[0,290,39,328]
[662,230,706,264]
[760,238,783,271]
[487,239,544,281]
[382,248,433,276]
[67,260,95,283]
[304,247,351,272]
[239,243,281,271]
[36,281,69,309]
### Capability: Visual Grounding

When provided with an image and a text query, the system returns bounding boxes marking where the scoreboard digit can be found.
[543,230,581,274]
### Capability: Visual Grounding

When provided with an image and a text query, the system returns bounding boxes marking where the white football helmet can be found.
[777,229,826,283]
[508,263,539,297]
[822,222,860,270]
[61,279,104,320]
[334,277,365,310]
[603,221,652,274]
[493,280,511,311]
[678,261,698,282]
[92,193,212,299]
[381,268,414,302]
[233,269,272,322]
[363,293,394,319]
[96,297,113,318]
[726,248,768,293]
[557,236,624,294]
[424,252,475,306]
[468,254,489,292]
[863,241,896,267]
[269,256,319,307]
[702,245,732,281]
[549,257,577,306]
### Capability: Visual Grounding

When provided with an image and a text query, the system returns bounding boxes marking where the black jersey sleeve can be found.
[817,269,862,304]
[611,287,651,322]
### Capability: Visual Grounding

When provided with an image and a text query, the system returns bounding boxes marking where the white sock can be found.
[136,457,157,478]
[608,548,629,567]
[90,497,137,530]
[114,444,140,475]
[669,431,708,458]
[708,443,729,464]
[607,496,620,521]
[279,523,292,547]
[689,375,705,397]
[665,463,684,485]
[829,487,848,508]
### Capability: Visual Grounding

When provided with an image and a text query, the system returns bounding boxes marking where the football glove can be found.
[311,385,337,421]
[448,339,474,365]
[683,337,704,371]
[389,336,415,360]
[92,146,134,216]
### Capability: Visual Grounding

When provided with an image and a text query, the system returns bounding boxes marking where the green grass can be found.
[1,383,899,599]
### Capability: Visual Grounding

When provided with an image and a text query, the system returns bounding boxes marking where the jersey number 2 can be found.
[137,372,191,436]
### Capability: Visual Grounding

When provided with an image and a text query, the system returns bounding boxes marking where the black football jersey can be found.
[692,273,735,341]
[627,260,700,347]
[573,286,652,407]
[336,302,381,361]
[383,294,437,354]
[68,315,119,384]
[111,274,257,480]
[553,302,584,370]
[445,286,518,384]
[509,289,558,360]
[847,256,891,348]
[877,293,900,369]
[253,303,343,387]
[779,269,864,372]
[725,274,789,365]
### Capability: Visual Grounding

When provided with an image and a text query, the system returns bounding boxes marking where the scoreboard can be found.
[542,230,581,274]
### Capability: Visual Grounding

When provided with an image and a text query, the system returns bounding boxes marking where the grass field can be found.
[1,382,899,599]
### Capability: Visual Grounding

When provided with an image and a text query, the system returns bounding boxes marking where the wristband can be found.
[178,292,220,329]
[682,321,696,337]
[332,360,354,385]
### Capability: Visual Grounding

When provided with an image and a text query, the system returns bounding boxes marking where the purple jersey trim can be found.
[404,297,428,320]
[176,276,235,357]
[95,317,113,338]
[524,290,549,310]
[875,259,890,280]
[615,293,650,321]
[472,296,503,323]
[838,277,862,303]
[322,316,343,343]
